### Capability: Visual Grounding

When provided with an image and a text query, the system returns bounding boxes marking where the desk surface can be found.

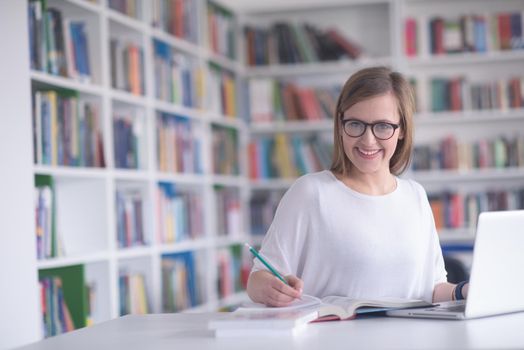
[17,312,524,350]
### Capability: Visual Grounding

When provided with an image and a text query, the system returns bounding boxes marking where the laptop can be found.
[387,210,524,320]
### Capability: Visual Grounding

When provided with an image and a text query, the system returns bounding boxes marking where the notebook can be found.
[387,210,524,320]
[208,294,432,336]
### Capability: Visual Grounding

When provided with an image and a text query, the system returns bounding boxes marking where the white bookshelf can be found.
[18,0,255,341]
[236,0,524,245]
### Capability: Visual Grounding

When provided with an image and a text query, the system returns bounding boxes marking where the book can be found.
[208,295,433,336]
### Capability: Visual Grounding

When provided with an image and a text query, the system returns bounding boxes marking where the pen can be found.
[245,243,289,285]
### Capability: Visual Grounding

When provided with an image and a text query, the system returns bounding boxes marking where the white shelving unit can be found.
[21,0,254,340]
[236,0,524,245]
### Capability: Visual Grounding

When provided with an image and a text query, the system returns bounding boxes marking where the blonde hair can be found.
[330,66,415,176]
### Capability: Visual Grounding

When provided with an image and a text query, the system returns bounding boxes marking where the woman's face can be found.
[341,92,403,178]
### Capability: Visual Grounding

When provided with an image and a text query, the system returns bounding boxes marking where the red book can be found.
[498,13,512,50]
[405,18,418,56]
[325,29,362,59]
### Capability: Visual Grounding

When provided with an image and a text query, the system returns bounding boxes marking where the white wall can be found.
[0,0,41,348]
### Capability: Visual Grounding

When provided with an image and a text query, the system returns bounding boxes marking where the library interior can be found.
[1,0,524,348]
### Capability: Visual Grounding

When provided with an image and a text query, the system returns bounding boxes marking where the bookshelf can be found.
[17,0,254,341]
[237,0,524,247]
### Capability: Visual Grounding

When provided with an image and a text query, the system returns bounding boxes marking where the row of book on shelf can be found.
[35,174,245,256]
[31,86,240,171]
[248,75,524,124]
[28,0,91,81]
[248,133,333,179]
[412,135,524,171]
[249,79,340,123]
[32,88,105,167]
[248,132,524,180]
[430,188,524,230]
[244,22,362,66]
[429,76,524,112]
[38,246,251,337]
[405,11,524,56]
[249,187,524,236]
[28,0,240,117]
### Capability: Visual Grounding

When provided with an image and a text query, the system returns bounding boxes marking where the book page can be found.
[235,294,321,312]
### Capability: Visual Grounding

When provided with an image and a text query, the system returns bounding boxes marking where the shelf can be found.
[158,238,213,254]
[33,165,108,179]
[244,56,392,77]
[150,28,202,57]
[64,0,102,13]
[211,174,247,187]
[116,246,154,260]
[153,100,202,120]
[206,50,242,73]
[411,167,524,183]
[156,172,206,185]
[249,178,295,190]
[30,71,103,95]
[110,89,148,107]
[206,114,246,129]
[112,169,150,181]
[106,8,147,32]
[212,235,251,247]
[438,228,475,245]
[407,50,524,67]
[37,251,110,269]
[415,108,524,126]
[250,120,333,134]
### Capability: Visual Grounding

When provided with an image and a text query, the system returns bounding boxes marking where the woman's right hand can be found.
[246,270,303,307]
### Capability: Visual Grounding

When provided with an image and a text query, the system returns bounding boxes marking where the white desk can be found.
[16,312,524,350]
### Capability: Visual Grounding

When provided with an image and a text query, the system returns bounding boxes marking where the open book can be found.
[208,295,433,336]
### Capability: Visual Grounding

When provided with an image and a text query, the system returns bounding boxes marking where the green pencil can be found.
[245,243,289,285]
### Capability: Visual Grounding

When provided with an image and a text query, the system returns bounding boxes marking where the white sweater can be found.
[252,170,447,303]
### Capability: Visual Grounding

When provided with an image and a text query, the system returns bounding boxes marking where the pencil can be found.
[244,243,289,285]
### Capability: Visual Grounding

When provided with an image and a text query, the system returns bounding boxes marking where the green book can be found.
[39,264,88,329]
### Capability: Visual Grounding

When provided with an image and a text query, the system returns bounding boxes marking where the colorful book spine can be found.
[108,0,140,19]
[115,189,146,248]
[151,0,198,44]
[423,11,524,55]
[249,134,333,179]
[113,111,144,169]
[33,88,105,167]
[214,186,242,237]
[28,1,91,81]
[243,22,363,66]
[249,78,340,123]
[156,112,202,174]
[216,244,251,299]
[207,1,236,60]
[429,188,524,230]
[156,182,204,244]
[161,252,201,312]
[412,135,524,171]
[208,64,237,117]
[118,272,150,315]
[110,39,145,95]
[39,265,88,337]
[211,126,239,175]
[34,175,58,259]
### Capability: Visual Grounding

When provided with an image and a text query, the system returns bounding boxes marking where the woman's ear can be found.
[398,128,405,140]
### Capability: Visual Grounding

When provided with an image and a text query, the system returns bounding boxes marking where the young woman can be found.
[246,66,469,307]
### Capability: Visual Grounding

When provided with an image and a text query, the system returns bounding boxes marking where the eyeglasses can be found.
[341,119,400,140]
